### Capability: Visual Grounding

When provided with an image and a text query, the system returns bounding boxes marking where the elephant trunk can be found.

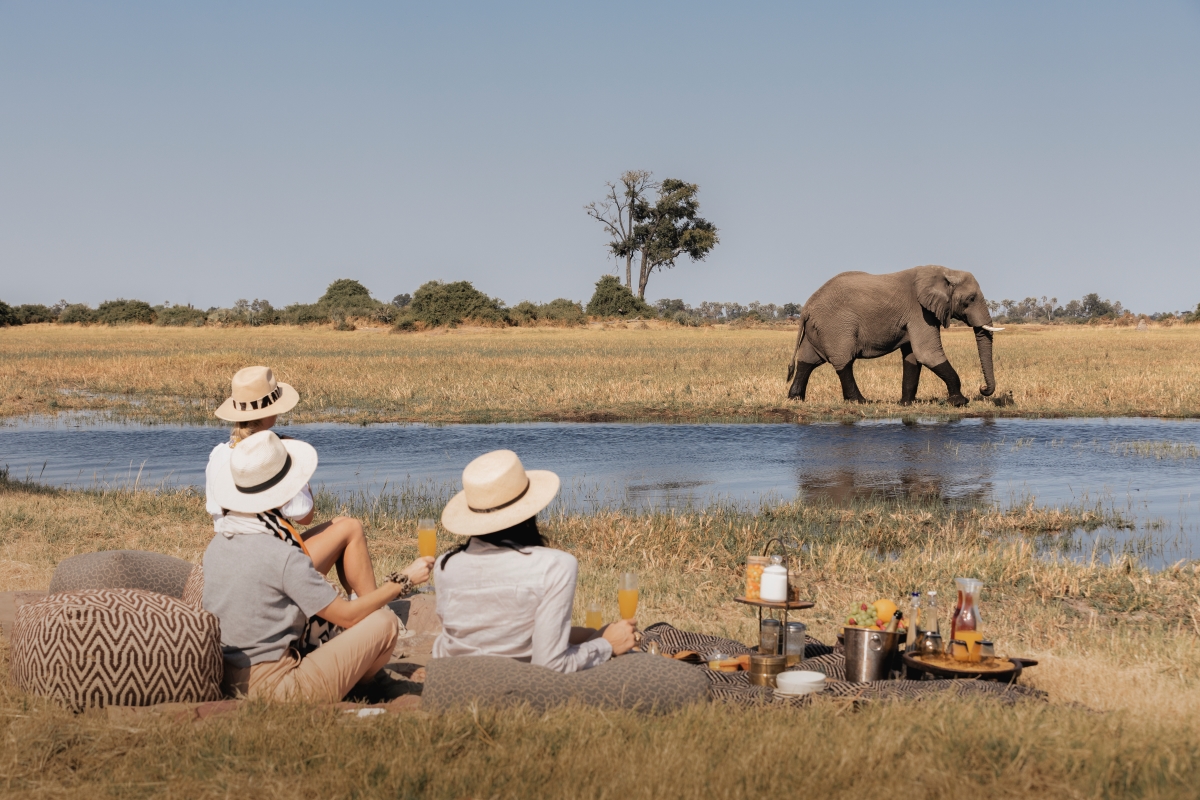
[974,326,996,397]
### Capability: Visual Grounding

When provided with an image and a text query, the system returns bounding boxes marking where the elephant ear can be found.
[915,266,953,328]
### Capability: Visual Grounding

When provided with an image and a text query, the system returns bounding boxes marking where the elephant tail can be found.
[786,316,807,383]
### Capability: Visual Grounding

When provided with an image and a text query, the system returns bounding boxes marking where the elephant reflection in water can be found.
[786,265,1003,406]
[797,469,992,506]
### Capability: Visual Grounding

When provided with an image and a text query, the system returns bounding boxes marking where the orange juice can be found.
[417,528,437,559]
[618,588,639,620]
[585,609,603,629]
[954,631,984,662]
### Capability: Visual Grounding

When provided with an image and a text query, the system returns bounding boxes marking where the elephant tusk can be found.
[982,325,1004,332]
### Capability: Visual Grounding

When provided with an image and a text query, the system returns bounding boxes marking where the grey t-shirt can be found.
[202,532,338,668]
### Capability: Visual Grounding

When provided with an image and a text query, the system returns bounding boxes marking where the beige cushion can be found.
[11,589,223,711]
[48,550,194,598]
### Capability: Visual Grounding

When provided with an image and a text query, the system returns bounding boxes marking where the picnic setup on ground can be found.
[6,366,1043,715]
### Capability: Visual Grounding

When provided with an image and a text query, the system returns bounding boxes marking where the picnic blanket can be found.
[639,623,1047,708]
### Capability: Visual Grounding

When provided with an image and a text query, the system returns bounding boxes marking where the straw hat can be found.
[214,366,299,422]
[440,450,561,536]
[209,430,318,513]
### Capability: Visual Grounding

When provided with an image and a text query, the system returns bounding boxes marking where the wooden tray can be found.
[734,597,815,610]
[902,651,1036,682]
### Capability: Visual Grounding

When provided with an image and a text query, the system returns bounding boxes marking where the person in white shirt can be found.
[433,450,637,672]
[205,366,383,600]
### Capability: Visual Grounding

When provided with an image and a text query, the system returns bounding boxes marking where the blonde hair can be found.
[230,419,272,446]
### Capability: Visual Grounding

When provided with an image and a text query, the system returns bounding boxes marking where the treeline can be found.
[990,294,1200,325]
[0,276,802,331]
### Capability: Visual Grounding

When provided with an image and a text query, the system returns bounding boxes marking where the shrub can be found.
[585,275,656,318]
[538,298,586,325]
[278,303,331,325]
[319,279,373,305]
[15,304,55,324]
[155,305,208,327]
[0,300,17,326]
[96,299,155,325]
[58,304,97,324]
[409,280,507,326]
[672,310,699,327]
[509,301,540,325]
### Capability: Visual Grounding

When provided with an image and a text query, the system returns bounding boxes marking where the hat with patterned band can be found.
[214,366,300,422]
[209,430,318,513]
[440,450,561,536]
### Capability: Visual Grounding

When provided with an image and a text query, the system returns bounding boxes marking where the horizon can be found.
[2,2,1198,312]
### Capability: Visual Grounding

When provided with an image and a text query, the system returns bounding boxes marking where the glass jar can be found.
[784,621,807,666]
[951,578,983,641]
[760,618,782,655]
[744,556,769,600]
[760,555,789,602]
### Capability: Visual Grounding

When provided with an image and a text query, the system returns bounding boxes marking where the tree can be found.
[585,275,655,318]
[585,170,656,291]
[630,179,719,299]
[0,300,17,326]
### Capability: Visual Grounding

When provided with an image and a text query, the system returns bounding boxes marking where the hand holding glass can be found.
[618,572,639,620]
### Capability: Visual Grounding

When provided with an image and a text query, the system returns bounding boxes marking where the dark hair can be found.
[440,516,546,569]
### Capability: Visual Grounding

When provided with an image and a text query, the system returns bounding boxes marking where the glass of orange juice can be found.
[417,518,437,592]
[618,572,639,620]
[585,602,603,630]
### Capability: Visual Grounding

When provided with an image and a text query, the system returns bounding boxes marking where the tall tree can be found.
[585,170,656,290]
[631,179,719,299]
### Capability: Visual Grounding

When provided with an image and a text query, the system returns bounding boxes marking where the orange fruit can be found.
[873,598,898,625]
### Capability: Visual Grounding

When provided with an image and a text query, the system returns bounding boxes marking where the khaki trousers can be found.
[223,608,400,703]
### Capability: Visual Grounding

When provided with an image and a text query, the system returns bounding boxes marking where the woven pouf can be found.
[423,654,708,714]
[11,588,223,711]
[48,550,194,598]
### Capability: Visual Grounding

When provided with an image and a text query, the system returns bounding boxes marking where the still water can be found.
[3,416,1198,565]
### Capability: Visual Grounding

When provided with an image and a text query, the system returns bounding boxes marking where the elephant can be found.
[786,265,1002,406]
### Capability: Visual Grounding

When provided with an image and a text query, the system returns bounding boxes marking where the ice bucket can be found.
[842,626,901,682]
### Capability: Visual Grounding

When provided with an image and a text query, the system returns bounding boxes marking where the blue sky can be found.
[2,2,1198,312]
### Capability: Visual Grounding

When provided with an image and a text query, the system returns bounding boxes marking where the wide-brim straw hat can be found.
[215,366,299,422]
[209,430,318,513]
[441,450,560,536]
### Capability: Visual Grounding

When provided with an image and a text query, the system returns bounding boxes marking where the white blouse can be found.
[432,538,613,673]
[204,442,313,535]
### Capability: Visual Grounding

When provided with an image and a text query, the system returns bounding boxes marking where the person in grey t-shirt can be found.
[204,429,433,702]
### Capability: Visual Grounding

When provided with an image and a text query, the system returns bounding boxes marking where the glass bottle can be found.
[950,578,983,641]
[905,591,921,652]
[924,590,941,638]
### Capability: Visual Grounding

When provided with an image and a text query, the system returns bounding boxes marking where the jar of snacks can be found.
[744,555,769,600]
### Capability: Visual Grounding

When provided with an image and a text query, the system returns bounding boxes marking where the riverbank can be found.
[3,324,1199,424]
[2,476,1200,796]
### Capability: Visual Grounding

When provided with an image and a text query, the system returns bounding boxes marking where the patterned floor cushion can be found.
[48,550,194,598]
[11,588,223,711]
[422,653,708,714]
[181,564,204,609]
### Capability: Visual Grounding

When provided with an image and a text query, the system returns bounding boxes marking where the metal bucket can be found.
[842,627,901,682]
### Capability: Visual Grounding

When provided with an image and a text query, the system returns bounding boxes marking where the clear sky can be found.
[2,2,1198,313]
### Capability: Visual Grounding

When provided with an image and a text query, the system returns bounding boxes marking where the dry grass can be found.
[4,475,1200,797]
[3,323,1199,424]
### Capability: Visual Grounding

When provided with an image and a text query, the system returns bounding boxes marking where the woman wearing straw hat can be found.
[203,429,434,701]
[433,450,638,672]
[206,366,384,601]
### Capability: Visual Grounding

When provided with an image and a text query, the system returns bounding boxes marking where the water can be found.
[3,416,1198,565]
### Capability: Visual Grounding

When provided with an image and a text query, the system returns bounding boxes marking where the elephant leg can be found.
[900,343,921,405]
[836,362,868,403]
[788,360,822,400]
[928,361,968,407]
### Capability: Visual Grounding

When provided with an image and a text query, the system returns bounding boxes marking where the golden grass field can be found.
[3,322,1200,797]
[2,322,1199,424]
[3,475,1200,797]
